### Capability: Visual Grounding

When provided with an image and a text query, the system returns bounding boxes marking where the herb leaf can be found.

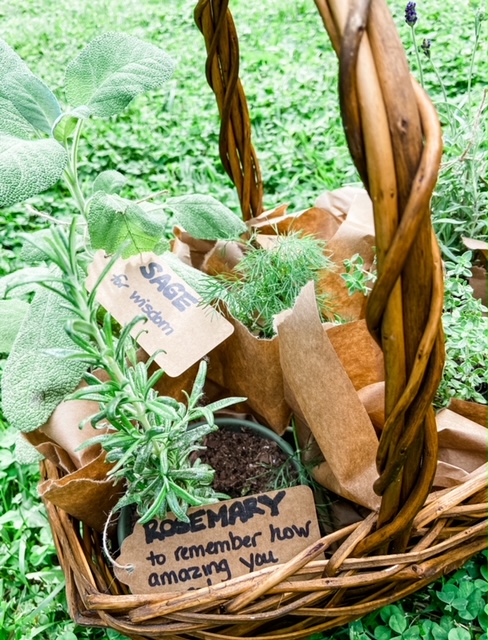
[91,170,127,196]
[87,191,167,257]
[0,134,67,207]
[0,299,30,354]
[166,194,248,240]
[0,96,36,138]
[64,33,175,117]
[1,72,61,135]
[1,281,87,432]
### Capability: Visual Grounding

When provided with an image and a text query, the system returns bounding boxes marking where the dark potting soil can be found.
[199,427,298,499]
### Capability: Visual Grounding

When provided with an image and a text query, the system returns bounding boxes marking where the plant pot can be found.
[117,417,305,545]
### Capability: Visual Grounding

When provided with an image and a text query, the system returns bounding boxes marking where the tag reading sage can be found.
[115,485,321,594]
[86,251,233,377]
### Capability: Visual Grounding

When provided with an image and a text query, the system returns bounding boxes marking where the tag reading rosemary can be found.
[86,251,233,377]
[115,486,321,594]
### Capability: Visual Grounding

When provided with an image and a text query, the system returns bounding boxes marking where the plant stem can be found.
[467,11,481,109]
[428,58,448,105]
[410,25,424,87]
[63,120,87,215]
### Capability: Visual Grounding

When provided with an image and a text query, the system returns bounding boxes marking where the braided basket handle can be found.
[194,0,263,220]
[194,0,445,553]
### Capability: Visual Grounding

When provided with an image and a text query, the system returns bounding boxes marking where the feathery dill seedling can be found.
[201,233,333,338]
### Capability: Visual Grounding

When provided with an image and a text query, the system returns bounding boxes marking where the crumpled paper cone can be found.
[20,376,121,532]
[205,315,385,435]
[462,237,487,307]
[276,282,381,510]
[447,398,487,427]
[172,228,215,270]
[38,391,106,469]
[357,381,386,433]
[433,408,488,488]
[171,188,380,434]
[23,430,78,475]
[172,228,246,276]
[248,204,342,240]
[326,320,384,390]
[38,451,124,533]
[355,382,488,489]
[469,265,487,307]
[206,314,291,434]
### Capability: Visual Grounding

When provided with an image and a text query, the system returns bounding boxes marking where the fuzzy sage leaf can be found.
[0,96,36,138]
[1,279,87,432]
[0,72,61,135]
[0,299,30,354]
[64,33,176,117]
[166,194,248,240]
[87,191,167,257]
[0,134,68,207]
[0,39,61,134]
[0,266,51,298]
[91,170,127,196]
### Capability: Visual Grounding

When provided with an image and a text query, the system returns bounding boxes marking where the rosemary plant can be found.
[32,222,244,524]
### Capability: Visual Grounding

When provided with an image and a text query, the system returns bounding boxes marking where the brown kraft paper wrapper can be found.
[182,189,379,434]
[276,282,381,511]
[38,451,124,533]
[206,314,291,434]
[356,383,488,489]
[21,386,122,532]
[434,408,488,489]
[462,237,487,307]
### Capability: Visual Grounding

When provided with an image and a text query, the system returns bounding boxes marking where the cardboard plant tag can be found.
[86,251,234,377]
[115,485,321,594]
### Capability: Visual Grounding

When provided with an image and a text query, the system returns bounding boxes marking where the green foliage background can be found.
[0,0,486,638]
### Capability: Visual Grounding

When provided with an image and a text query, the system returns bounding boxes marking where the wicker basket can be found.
[40,1,487,638]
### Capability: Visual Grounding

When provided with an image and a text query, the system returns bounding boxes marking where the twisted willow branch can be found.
[196,0,445,554]
[194,0,263,220]
[316,0,445,553]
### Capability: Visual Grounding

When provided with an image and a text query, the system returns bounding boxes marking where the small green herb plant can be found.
[200,232,333,338]
[0,32,248,254]
[435,252,487,408]
[342,253,376,297]
[0,33,252,524]
[18,221,245,524]
[403,5,487,260]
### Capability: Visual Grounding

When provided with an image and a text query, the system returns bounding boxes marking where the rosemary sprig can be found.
[36,222,245,523]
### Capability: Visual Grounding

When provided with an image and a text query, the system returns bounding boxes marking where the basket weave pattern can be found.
[40,1,487,638]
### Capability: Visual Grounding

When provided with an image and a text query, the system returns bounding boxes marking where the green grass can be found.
[0,0,486,638]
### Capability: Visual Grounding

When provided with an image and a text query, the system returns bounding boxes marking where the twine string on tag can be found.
[102,507,135,573]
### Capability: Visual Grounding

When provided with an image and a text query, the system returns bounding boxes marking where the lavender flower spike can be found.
[405,2,418,26]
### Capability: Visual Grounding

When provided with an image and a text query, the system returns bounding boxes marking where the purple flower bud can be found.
[405,2,418,26]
